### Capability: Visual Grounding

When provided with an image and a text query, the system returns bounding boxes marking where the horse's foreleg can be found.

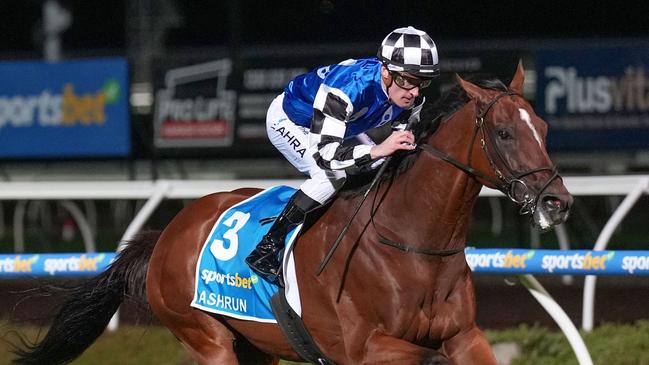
[360,334,451,365]
[443,326,498,365]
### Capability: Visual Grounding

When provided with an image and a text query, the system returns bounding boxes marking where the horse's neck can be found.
[377,104,482,251]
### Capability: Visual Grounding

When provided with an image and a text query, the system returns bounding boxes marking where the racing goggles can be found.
[391,72,433,90]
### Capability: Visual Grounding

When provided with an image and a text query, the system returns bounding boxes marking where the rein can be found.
[368,168,465,257]
[377,236,464,256]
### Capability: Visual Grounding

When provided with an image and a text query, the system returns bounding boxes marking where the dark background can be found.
[2,1,648,54]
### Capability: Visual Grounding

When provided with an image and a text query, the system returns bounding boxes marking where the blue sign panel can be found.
[465,248,649,276]
[0,253,116,277]
[535,47,649,151]
[0,58,130,158]
[1,249,648,278]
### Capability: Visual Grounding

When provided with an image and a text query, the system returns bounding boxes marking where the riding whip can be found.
[315,102,422,276]
[314,153,392,276]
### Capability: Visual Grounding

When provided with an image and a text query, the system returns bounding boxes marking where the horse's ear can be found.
[509,61,525,94]
[456,74,486,101]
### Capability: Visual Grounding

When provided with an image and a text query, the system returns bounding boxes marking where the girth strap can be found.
[270,291,336,365]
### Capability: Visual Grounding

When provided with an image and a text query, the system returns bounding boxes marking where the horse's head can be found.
[454,62,573,231]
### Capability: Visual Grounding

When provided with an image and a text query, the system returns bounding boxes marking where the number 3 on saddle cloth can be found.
[191,185,303,323]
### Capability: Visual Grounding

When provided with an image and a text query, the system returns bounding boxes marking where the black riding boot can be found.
[245,190,320,284]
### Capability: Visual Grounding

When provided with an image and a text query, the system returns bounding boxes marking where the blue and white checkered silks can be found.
[309,84,374,172]
[378,26,440,77]
[191,186,303,322]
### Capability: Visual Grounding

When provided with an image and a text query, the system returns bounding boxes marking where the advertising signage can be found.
[154,59,237,148]
[0,58,130,158]
[535,47,649,151]
[152,53,346,156]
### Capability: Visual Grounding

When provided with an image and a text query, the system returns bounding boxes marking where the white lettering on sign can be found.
[544,66,649,115]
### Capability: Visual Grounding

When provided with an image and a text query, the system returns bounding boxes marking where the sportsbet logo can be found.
[43,254,106,275]
[622,255,649,274]
[465,250,534,270]
[0,79,120,129]
[201,269,254,289]
[541,252,613,273]
[0,255,39,273]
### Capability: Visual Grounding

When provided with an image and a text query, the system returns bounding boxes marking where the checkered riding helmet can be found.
[378,26,440,78]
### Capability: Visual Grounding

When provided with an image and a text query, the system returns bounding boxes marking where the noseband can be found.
[418,90,560,215]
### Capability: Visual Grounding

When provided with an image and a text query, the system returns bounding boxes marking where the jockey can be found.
[246,26,441,283]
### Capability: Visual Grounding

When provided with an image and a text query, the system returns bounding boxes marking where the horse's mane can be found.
[339,75,508,198]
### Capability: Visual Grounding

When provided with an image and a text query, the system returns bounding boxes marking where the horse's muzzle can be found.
[532,192,573,232]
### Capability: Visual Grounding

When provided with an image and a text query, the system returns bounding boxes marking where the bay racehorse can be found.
[12,63,572,365]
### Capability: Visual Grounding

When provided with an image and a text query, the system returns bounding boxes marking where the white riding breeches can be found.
[266,93,347,204]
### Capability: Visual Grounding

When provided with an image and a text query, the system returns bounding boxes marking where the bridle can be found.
[316,90,563,270]
[373,90,561,257]
[417,90,560,215]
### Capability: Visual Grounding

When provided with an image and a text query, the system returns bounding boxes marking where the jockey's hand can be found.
[370,130,416,159]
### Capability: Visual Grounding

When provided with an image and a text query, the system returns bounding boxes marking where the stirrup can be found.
[248,257,284,286]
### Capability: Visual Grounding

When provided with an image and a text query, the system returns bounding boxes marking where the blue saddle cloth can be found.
[190,185,299,323]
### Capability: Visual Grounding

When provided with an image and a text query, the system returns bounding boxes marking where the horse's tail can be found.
[11,230,161,365]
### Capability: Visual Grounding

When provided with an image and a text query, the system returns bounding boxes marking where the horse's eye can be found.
[497,129,512,140]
